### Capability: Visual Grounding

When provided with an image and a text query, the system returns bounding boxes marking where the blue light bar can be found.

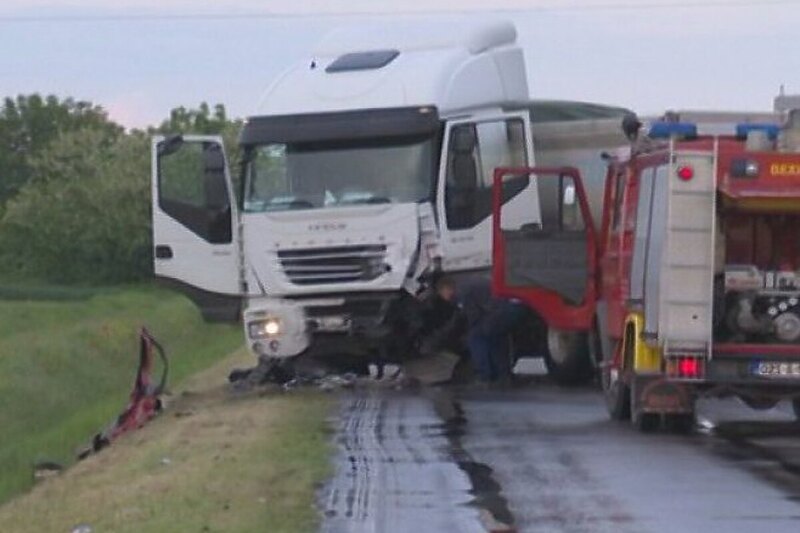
[735,123,780,141]
[648,122,698,139]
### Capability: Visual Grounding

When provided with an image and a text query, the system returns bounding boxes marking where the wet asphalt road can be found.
[320,362,800,533]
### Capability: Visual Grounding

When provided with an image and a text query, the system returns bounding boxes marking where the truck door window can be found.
[445,118,528,230]
[158,140,232,244]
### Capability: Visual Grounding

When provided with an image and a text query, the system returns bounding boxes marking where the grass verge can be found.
[0,284,243,504]
[0,350,332,533]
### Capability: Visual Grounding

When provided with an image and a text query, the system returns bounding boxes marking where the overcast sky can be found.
[1,0,798,128]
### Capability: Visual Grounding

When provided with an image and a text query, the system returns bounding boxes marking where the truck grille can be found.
[277,245,389,286]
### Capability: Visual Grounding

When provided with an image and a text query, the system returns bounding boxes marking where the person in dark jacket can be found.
[416,274,463,357]
[459,275,526,384]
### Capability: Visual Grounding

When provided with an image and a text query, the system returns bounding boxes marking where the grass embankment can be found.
[0,349,332,533]
[0,284,243,504]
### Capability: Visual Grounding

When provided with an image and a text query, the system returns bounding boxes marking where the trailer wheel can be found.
[602,340,630,421]
[543,328,594,386]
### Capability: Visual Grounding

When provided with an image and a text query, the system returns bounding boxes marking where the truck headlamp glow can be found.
[248,317,282,339]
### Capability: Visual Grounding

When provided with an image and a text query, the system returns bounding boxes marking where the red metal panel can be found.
[491,166,598,331]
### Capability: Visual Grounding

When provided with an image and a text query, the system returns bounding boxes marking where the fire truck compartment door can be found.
[151,135,242,321]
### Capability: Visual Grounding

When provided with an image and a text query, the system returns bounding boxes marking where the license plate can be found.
[750,360,800,378]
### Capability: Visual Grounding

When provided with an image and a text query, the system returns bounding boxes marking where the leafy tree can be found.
[0,101,241,284]
[156,102,230,135]
[0,94,121,205]
[0,128,150,282]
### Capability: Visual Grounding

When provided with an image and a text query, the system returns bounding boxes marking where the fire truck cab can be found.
[493,110,800,431]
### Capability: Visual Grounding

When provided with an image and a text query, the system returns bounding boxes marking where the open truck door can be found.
[492,166,599,384]
[151,135,242,322]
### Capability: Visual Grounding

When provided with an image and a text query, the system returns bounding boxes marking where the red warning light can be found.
[677,165,695,181]
[678,357,700,378]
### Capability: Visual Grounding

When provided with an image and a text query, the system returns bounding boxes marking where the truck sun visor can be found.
[326,50,400,73]
[239,107,440,145]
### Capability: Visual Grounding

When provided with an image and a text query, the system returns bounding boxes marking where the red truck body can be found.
[493,118,800,430]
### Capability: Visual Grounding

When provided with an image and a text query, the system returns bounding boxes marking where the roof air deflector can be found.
[326,50,400,73]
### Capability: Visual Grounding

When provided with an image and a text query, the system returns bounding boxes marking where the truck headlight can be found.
[248,317,282,339]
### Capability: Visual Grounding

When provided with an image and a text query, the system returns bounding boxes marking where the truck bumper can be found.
[243,292,403,360]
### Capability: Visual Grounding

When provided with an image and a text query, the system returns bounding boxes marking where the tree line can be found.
[0,95,240,283]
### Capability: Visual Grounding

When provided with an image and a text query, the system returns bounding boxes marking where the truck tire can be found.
[741,396,779,411]
[543,328,594,386]
[602,340,630,421]
[664,412,695,434]
[633,410,660,432]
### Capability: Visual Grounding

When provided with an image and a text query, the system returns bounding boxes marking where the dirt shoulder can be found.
[0,349,332,533]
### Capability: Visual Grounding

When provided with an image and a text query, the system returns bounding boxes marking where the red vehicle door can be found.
[492,166,598,331]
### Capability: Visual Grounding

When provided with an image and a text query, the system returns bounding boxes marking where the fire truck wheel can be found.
[664,412,695,434]
[741,396,779,411]
[602,364,630,421]
[543,329,594,386]
[633,410,660,432]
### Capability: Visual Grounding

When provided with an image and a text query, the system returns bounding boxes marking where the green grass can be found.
[0,352,333,533]
[0,284,243,504]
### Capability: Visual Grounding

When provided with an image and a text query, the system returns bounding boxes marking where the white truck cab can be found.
[151,20,631,369]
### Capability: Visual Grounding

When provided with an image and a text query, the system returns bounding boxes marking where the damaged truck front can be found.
[151,20,630,380]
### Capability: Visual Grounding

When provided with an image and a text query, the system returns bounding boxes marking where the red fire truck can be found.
[493,111,800,431]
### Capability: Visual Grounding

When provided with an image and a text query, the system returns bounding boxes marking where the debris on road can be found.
[77,328,168,460]
[227,352,462,395]
[32,460,63,481]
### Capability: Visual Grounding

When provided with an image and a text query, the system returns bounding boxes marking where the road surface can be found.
[319,363,800,533]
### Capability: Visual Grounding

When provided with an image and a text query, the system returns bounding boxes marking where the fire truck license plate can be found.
[750,361,800,378]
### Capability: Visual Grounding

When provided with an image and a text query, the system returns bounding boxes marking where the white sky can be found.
[1,0,798,127]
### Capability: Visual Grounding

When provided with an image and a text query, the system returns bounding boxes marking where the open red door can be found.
[492,166,598,331]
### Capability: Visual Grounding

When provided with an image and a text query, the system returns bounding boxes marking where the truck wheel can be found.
[664,412,695,434]
[633,410,660,432]
[543,328,594,386]
[602,345,630,421]
[741,396,779,411]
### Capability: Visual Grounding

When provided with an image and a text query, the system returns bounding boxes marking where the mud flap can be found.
[631,375,695,415]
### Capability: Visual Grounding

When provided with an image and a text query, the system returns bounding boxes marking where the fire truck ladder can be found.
[659,141,718,360]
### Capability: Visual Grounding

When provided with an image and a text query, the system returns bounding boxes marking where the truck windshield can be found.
[242,135,435,212]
